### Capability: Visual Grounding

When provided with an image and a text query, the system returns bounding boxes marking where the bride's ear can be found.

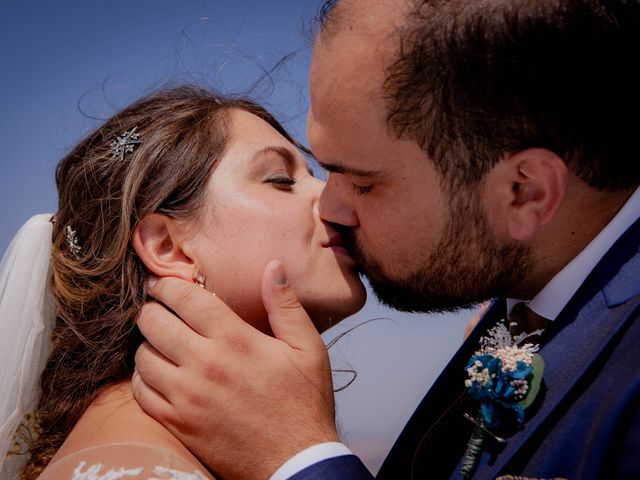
[131,213,195,281]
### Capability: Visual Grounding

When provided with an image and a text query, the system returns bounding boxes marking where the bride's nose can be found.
[309,175,325,216]
[308,174,325,196]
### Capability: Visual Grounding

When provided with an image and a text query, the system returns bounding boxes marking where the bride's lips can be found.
[323,234,352,258]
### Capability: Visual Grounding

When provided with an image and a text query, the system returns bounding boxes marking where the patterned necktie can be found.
[508,302,550,342]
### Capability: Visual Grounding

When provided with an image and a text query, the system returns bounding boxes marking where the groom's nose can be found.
[319,174,359,228]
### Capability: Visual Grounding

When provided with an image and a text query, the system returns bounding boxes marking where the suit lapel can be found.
[475,218,640,479]
[377,300,508,479]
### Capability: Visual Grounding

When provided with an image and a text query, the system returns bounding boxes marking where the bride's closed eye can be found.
[265,176,296,191]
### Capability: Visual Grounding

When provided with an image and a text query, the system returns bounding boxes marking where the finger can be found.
[137,301,202,365]
[131,368,175,424]
[134,341,183,398]
[148,277,248,338]
[261,260,324,352]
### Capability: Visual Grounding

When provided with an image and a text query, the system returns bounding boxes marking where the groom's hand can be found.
[132,261,338,480]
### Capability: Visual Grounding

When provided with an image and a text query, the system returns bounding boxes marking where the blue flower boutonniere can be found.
[461,322,545,478]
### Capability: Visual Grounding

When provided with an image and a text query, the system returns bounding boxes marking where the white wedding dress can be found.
[37,444,212,480]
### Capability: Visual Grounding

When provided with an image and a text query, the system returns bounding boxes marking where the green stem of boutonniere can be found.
[461,414,484,478]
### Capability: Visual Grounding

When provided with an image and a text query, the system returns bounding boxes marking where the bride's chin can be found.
[309,311,345,333]
[307,295,367,333]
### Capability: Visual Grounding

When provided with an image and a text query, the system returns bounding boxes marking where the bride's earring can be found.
[193,269,206,288]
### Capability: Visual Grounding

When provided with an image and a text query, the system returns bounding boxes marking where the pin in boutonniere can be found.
[461,321,545,478]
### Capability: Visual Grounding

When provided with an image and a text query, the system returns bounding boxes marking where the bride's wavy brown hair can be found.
[21,85,300,478]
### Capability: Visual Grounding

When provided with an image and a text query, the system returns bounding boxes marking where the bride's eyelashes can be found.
[265,176,296,191]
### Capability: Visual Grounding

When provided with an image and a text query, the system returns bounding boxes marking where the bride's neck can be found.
[48,379,203,469]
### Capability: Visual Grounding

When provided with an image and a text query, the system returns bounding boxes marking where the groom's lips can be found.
[323,234,352,258]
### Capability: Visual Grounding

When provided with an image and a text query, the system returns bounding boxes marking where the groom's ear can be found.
[131,213,195,281]
[484,148,568,242]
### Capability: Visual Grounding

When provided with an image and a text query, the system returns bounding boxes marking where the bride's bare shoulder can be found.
[39,380,214,479]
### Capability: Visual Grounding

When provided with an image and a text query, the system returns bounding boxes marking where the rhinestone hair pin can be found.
[66,226,82,259]
[110,126,141,159]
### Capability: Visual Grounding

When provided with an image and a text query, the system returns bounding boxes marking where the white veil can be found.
[0,214,55,479]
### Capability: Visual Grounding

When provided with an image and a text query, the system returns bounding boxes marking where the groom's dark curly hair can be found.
[318,0,640,192]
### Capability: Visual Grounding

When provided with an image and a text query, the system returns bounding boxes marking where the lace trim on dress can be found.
[151,466,209,480]
[72,461,143,480]
[38,443,213,480]
[71,461,208,480]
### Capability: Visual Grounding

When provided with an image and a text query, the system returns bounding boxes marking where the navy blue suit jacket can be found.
[290,218,640,480]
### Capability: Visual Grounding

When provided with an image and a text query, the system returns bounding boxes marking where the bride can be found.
[0,85,366,479]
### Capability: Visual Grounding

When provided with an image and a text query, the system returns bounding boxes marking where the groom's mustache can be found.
[331,224,367,274]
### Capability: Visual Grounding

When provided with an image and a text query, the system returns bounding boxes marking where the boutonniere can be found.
[461,322,545,478]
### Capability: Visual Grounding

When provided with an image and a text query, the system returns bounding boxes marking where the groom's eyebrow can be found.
[316,160,385,178]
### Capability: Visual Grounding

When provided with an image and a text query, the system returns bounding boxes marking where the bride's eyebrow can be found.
[251,145,313,174]
[251,145,295,167]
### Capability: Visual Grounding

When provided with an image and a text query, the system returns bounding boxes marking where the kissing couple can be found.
[1,1,638,479]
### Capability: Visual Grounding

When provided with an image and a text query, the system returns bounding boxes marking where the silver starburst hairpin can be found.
[66,226,82,259]
[110,126,141,159]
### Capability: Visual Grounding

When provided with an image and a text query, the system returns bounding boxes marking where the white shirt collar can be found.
[507,185,640,320]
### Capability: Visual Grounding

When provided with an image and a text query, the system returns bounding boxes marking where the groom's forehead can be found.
[316,0,406,39]
[315,0,350,38]
[312,0,416,91]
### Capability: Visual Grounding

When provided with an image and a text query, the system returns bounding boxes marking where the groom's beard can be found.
[340,191,532,314]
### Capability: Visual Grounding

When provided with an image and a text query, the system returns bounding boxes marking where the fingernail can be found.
[146,274,158,290]
[272,262,287,286]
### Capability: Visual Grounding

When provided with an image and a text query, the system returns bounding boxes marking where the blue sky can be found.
[0,0,474,473]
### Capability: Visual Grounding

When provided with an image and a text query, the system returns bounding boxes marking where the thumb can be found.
[261,260,323,351]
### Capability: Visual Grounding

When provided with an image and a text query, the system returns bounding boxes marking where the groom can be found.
[133,0,640,479]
